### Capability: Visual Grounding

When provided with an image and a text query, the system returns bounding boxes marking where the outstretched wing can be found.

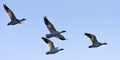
[41,37,55,50]
[55,35,66,40]
[44,16,57,33]
[84,33,99,44]
[3,4,16,20]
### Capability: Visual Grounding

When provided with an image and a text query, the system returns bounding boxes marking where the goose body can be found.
[41,37,64,55]
[84,33,107,48]
[3,4,26,25]
[44,16,66,40]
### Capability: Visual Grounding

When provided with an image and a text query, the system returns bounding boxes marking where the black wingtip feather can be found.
[84,33,90,35]
[3,4,8,9]
[3,4,10,13]
[41,37,49,43]
[84,33,92,38]
[43,16,49,25]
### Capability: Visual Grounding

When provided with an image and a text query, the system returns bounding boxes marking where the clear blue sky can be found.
[0,0,120,60]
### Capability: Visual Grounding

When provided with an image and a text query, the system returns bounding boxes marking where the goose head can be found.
[60,30,66,33]
[19,18,26,23]
[21,18,26,21]
[99,42,107,45]
[58,48,64,51]
[102,42,107,45]
[17,18,26,24]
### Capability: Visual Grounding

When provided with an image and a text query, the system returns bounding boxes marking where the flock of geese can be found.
[3,4,107,55]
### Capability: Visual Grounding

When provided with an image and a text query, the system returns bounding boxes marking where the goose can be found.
[3,4,26,25]
[44,16,66,40]
[84,33,107,48]
[41,37,64,55]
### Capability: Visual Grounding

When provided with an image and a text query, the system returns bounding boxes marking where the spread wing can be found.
[55,35,66,40]
[85,33,99,44]
[3,4,16,20]
[44,16,57,33]
[41,37,55,50]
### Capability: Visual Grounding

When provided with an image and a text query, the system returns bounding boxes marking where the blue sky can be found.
[0,0,120,60]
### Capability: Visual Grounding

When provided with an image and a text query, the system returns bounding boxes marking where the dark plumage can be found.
[41,37,64,55]
[44,16,66,40]
[85,33,107,48]
[3,4,26,25]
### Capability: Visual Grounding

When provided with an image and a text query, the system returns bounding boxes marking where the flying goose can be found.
[41,37,64,55]
[84,33,107,48]
[44,16,66,40]
[3,4,26,25]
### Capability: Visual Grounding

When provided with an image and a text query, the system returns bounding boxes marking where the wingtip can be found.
[44,16,47,18]
[84,33,89,35]
[41,37,46,40]
[41,37,49,43]
[3,4,9,12]
[43,16,49,25]
[84,33,94,37]
[3,4,6,8]
[3,4,6,6]
[84,33,95,39]
[43,16,48,20]
[3,4,8,8]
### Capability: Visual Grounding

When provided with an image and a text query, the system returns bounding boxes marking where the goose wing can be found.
[55,35,66,40]
[41,37,55,50]
[84,33,99,44]
[3,4,17,20]
[44,16,57,33]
